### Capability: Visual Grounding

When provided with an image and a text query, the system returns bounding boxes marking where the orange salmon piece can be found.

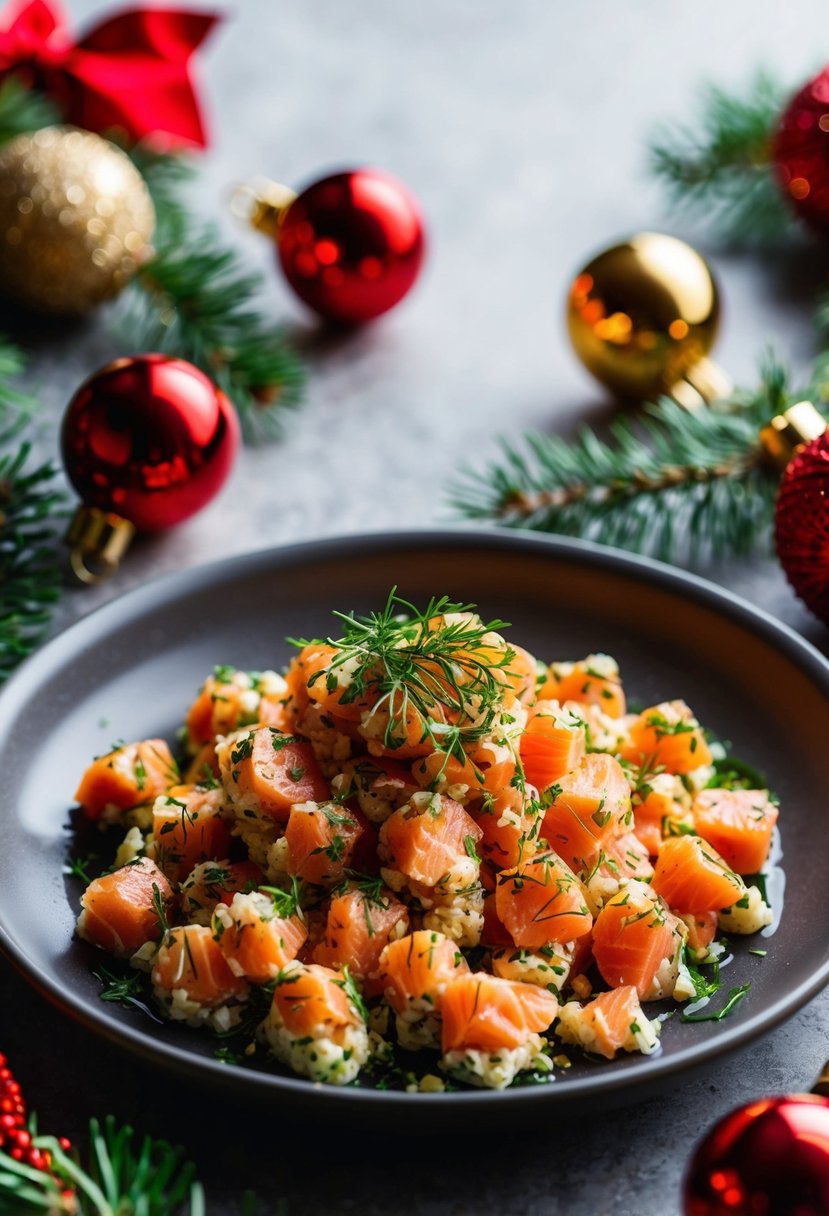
[272,963,363,1036]
[520,704,586,794]
[477,787,543,873]
[692,788,778,875]
[546,657,626,719]
[185,672,290,747]
[441,972,559,1053]
[379,929,468,1013]
[180,859,264,922]
[182,742,221,786]
[313,886,410,988]
[591,882,680,997]
[631,782,688,856]
[542,753,631,870]
[213,892,306,982]
[559,986,652,1059]
[379,793,483,888]
[495,852,593,948]
[284,644,352,720]
[284,801,366,886]
[651,833,745,913]
[679,910,719,958]
[153,924,248,1006]
[500,643,540,705]
[75,739,177,821]
[602,831,654,883]
[152,785,232,882]
[621,701,712,774]
[79,857,173,956]
[221,728,329,821]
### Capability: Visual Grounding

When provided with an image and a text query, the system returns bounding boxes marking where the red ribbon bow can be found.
[0,0,219,148]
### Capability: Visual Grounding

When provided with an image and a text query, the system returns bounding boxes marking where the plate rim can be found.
[2,525,829,1108]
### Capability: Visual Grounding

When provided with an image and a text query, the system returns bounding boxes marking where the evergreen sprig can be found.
[0,337,64,683]
[649,70,792,244]
[452,361,796,563]
[121,218,305,444]
[0,78,60,146]
[0,1116,204,1215]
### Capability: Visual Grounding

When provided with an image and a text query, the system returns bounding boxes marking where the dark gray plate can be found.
[1,528,828,1115]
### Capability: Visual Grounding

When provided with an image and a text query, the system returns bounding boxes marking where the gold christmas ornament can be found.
[0,126,155,316]
[566,232,731,408]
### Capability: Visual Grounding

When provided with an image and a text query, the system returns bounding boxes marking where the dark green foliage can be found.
[0,1116,204,1214]
[118,146,305,444]
[0,78,59,146]
[649,70,793,244]
[0,338,64,683]
[452,361,798,563]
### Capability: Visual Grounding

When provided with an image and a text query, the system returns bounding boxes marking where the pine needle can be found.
[0,336,64,683]
[0,1117,203,1214]
[0,77,60,146]
[118,148,305,445]
[451,361,794,563]
[649,70,793,244]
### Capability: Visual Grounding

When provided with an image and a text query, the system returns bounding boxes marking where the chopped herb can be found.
[463,833,481,863]
[681,983,751,1023]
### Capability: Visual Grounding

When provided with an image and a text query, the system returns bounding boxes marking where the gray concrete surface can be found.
[4,1,829,1212]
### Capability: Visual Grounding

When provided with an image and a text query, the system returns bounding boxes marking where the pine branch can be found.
[115,146,306,445]
[0,336,65,683]
[0,1117,203,1214]
[0,78,60,146]
[451,362,794,563]
[649,70,793,244]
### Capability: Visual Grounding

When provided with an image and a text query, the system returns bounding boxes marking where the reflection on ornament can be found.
[235,168,425,324]
[684,1091,829,1215]
[0,126,155,316]
[61,355,239,582]
[566,232,730,407]
[773,67,829,232]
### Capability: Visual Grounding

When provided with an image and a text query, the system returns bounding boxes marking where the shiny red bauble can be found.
[276,168,425,324]
[684,1094,829,1215]
[773,67,829,232]
[61,355,239,532]
[775,432,829,625]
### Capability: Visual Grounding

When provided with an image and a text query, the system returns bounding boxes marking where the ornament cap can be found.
[231,178,298,239]
[761,400,826,468]
[64,506,136,585]
[813,1060,829,1098]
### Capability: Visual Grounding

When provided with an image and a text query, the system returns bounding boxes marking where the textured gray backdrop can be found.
[4,2,829,1213]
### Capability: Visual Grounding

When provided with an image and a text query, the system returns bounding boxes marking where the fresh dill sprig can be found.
[92,966,162,1024]
[259,876,303,920]
[451,359,799,563]
[649,69,793,245]
[0,1115,204,1214]
[295,589,515,759]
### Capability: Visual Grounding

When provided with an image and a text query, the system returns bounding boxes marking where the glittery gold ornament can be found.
[566,232,731,408]
[0,126,155,317]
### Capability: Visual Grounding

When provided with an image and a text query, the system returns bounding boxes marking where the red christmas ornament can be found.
[684,1093,829,1216]
[775,431,829,624]
[243,168,426,325]
[773,67,829,232]
[61,354,239,581]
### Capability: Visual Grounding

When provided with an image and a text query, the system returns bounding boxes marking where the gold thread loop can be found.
[64,506,135,585]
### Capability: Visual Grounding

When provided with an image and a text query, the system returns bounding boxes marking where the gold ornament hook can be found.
[229,178,297,239]
[566,232,729,409]
[64,506,135,585]
[760,400,827,469]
